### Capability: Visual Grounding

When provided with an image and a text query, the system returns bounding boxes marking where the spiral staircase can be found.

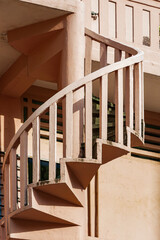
[0,18,144,240]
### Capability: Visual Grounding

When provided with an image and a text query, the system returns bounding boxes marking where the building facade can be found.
[0,0,159,239]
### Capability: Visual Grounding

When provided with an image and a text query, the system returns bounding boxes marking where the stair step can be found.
[31,189,83,225]
[97,139,129,164]
[66,158,101,189]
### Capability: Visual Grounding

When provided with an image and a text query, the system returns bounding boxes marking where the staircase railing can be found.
[2,28,144,217]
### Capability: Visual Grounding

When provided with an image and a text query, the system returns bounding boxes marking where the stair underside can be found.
[9,219,80,240]
[9,207,76,226]
[66,158,101,189]
[97,139,129,164]
[131,131,144,147]
[32,182,83,206]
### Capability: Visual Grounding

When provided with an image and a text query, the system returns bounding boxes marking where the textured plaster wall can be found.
[98,155,160,240]
[0,95,21,152]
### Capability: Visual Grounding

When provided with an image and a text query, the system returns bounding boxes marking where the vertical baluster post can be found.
[49,103,57,181]
[100,43,107,68]
[134,62,142,135]
[141,61,144,139]
[85,35,92,159]
[100,43,108,140]
[10,148,17,211]
[99,74,108,140]
[32,117,40,183]
[20,131,28,207]
[115,49,122,63]
[85,36,92,76]
[115,68,124,144]
[65,92,73,158]
[115,49,123,144]
[125,64,134,129]
[4,163,9,238]
[85,82,92,159]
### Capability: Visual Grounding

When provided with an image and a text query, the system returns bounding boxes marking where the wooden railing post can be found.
[115,68,124,144]
[125,64,134,129]
[100,43,107,68]
[115,49,122,63]
[85,36,92,76]
[115,49,123,144]
[134,62,142,135]
[100,43,108,140]
[20,131,28,207]
[85,82,92,159]
[99,74,108,140]
[32,117,40,183]
[4,163,9,238]
[85,35,92,159]
[65,92,73,158]
[10,148,17,211]
[141,61,144,138]
[49,103,57,181]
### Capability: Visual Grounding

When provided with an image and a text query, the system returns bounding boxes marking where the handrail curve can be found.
[2,29,144,173]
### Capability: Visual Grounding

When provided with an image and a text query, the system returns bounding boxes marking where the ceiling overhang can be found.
[0,0,76,78]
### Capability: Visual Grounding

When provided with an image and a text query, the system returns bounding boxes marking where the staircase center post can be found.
[61,1,85,159]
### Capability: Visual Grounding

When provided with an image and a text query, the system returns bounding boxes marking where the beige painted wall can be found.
[98,155,160,240]
[0,95,22,152]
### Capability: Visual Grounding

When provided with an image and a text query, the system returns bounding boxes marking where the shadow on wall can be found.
[0,95,21,153]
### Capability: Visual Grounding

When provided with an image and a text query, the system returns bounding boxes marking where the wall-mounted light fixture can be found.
[91,11,99,20]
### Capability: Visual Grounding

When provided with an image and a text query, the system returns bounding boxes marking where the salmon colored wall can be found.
[98,155,160,240]
[0,95,22,152]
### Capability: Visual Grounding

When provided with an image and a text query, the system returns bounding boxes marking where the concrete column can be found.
[61,1,85,87]
[60,4,85,238]
[62,2,85,154]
